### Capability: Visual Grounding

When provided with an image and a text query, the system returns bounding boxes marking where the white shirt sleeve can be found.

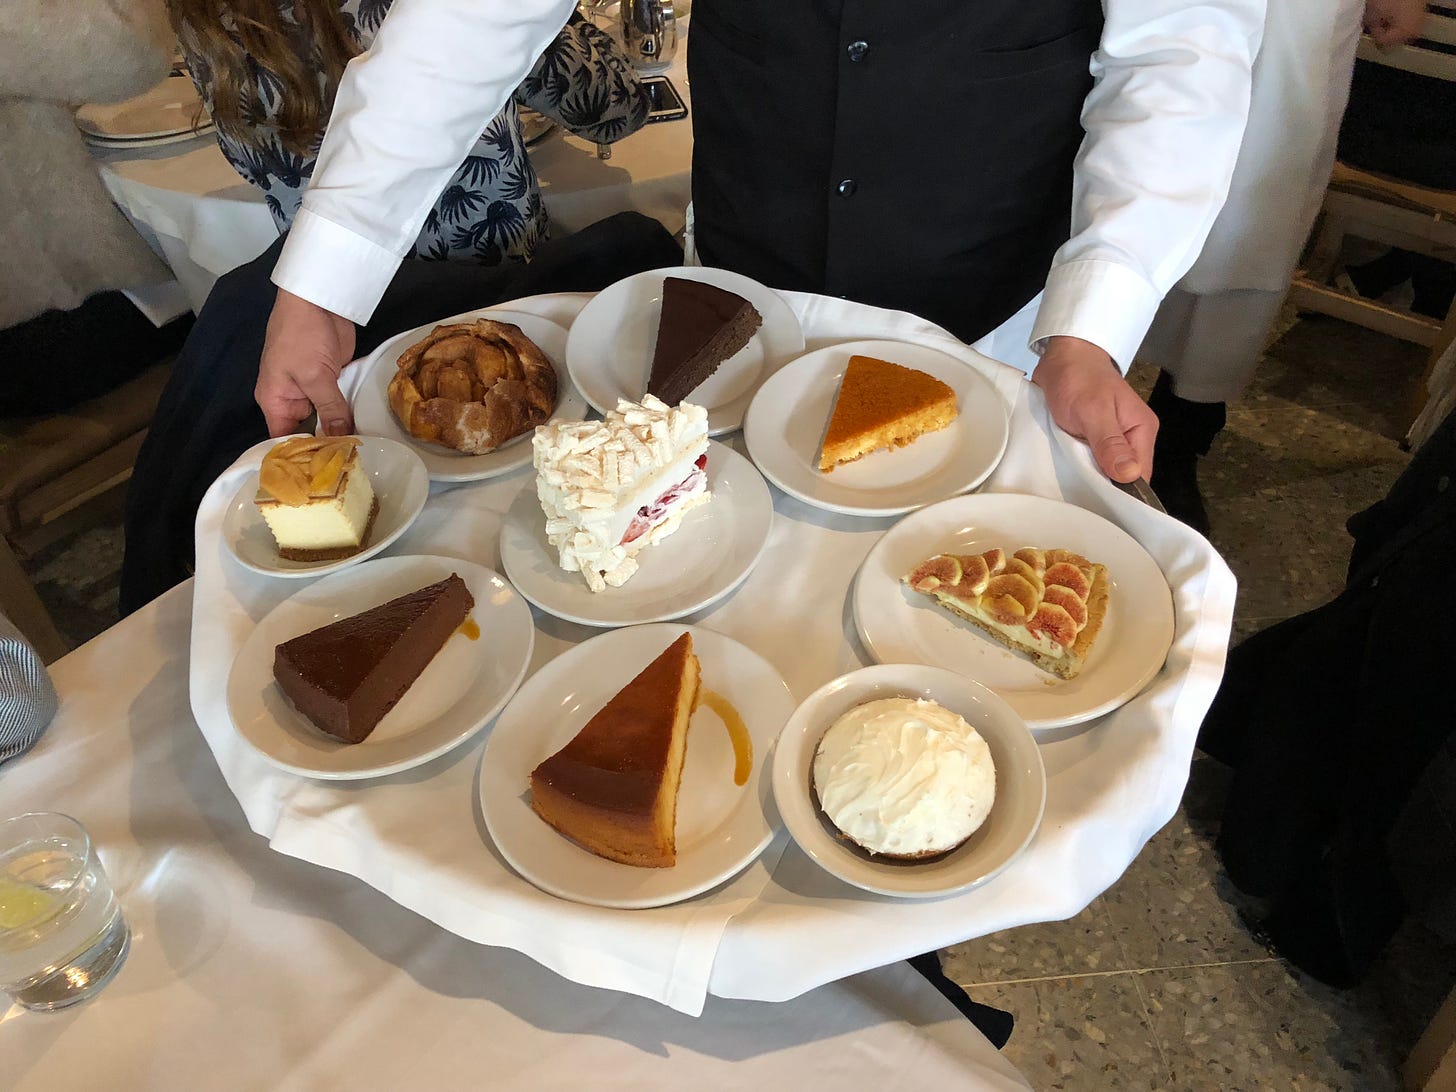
[1029,0,1267,370]
[271,0,578,323]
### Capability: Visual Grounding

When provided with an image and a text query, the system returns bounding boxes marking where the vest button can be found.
[836,178,857,197]
[847,40,869,62]
[1440,474,1451,493]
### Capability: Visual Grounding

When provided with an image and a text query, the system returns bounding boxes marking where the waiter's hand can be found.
[257,289,357,437]
[1363,0,1427,46]
[1032,336,1157,484]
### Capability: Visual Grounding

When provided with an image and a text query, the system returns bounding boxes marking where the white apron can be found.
[1181,0,1364,293]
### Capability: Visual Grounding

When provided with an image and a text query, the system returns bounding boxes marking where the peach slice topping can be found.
[1044,561,1092,600]
[1027,603,1078,648]
[984,573,1038,624]
[1042,583,1088,627]
[907,554,962,593]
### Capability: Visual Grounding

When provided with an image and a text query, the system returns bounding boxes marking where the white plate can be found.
[854,493,1175,730]
[772,664,1045,899]
[226,555,533,779]
[499,441,773,627]
[565,266,805,436]
[743,339,1010,517]
[479,623,792,908]
[352,310,584,482]
[221,436,429,579]
[77,76,209,140]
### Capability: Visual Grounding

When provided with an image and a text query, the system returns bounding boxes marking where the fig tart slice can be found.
[903,547,1109,680]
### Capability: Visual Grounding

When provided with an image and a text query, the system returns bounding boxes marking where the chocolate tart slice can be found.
[529,632,700,867]
[273,573,475,743]
[646,277,763,406]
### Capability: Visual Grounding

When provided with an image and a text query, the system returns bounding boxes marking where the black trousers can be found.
[120,212,681,615]
[0,292,192,418]
[1199,408,1456,985]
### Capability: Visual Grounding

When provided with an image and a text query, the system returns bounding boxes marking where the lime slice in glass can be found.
[0,877,58,930]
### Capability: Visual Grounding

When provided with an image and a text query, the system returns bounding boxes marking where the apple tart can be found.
[388,318,558,454]
[903,547,1109,679]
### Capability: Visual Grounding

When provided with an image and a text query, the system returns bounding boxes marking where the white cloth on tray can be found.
[186,291,1235,1015]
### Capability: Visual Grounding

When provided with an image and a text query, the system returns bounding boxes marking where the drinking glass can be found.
[0,813,130,1012]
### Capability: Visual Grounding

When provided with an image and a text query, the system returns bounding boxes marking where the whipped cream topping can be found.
[812,697,996,857]
[533,395,710,592]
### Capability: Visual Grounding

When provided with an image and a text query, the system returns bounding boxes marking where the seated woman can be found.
[171,0,649,262]
[121,3,680,612]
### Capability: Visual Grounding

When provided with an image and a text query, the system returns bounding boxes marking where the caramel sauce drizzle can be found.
[457,616,480,641]
[700,689,752,786]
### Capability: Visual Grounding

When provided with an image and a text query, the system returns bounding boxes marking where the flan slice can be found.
[903,548,1109,680]
[646,277,763,406]
[273,573,475,743]
[256,436,379,561]
[529,633,701,868]
[818,355,959,471]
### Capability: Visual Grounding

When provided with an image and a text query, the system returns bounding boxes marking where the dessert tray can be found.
[742,338,1011,516]
[351,309,586,482]
[221,435,429,579]
[499,441,774,627]
[565,267,805,436]
[226,554,533,779]
[772,664,1046,899]
[479,623,794,909]
[854,493,1176,730]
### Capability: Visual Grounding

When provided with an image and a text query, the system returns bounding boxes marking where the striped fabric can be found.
[0,611,56,764]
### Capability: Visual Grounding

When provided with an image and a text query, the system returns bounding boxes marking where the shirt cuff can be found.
[1029,259,1163,374]
[270,208,403,325]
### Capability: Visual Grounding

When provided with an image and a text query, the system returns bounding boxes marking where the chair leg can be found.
[1409,292,1456,432]
[0,536,70,665]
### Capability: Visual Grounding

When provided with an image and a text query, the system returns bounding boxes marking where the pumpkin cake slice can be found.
[818,355,958,471]
[529,633,701,868]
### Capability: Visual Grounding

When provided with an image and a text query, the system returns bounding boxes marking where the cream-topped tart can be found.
[255,436,378,561]
[812,697,996,859]
[533,395,710,592]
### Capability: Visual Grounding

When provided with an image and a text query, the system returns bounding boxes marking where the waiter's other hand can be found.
[1363,0,1427,47]
[257,289,358,437]
[1032,336,1157,484]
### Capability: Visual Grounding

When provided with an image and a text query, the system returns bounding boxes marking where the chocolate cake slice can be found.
[273,573,475,743]
[646,277,763,406]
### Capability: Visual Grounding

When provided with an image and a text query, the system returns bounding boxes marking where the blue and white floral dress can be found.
[182,6,649,265]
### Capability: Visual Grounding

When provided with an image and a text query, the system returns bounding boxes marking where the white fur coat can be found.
[0,0,174,328]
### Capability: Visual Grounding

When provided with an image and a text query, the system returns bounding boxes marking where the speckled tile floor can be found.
[20,309,1456,1089]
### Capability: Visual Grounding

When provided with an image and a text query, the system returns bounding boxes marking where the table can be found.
[0,584,1029,1090]
[187,291,1237,1016]
[92,56,694,315]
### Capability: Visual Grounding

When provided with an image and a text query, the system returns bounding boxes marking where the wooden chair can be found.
[0,360,172,663]
[1288,12,1456,437]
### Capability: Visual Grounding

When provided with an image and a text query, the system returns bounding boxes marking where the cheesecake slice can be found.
[818,355,958,471]
[273,573,475,742]
[256,436,379,561]
[646,277,762,406]
[529,632,701,868]
[904,547,1109,680]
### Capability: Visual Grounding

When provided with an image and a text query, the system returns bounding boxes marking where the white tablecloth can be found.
[186,290,1237,1016]
[0,585,1028,1091]
[93,55,693,315]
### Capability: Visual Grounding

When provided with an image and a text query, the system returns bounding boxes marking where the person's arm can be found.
[1362,0,1428,46]
[1029,0,1265,480]
[515,20,651,145]
[0,612,57,766]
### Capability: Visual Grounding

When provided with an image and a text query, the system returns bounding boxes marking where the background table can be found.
[92,52,694,315]
[0,584,1029,1091]
[187,290,1237,1016]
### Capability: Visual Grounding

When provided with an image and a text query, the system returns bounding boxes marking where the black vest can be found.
[687,1,1103,343]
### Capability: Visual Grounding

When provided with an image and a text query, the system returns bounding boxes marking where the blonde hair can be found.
[168,0,358,154]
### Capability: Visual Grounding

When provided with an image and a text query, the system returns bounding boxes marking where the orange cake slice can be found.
[529,633,700,867]
[817,355,958,471]
[903,547,1110,680]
